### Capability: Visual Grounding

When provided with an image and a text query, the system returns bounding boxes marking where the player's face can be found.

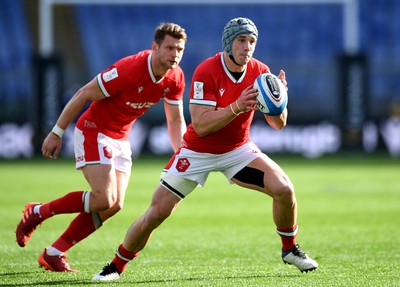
[231,34,257,65]
[154,35,186,70]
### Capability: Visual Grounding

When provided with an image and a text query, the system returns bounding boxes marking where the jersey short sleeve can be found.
[190,63,217,107]
[97,56,136,98]
[164,69,185,106]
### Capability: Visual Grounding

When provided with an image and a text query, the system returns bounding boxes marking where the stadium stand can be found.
[0,0,32,122]
[0,0,399,123]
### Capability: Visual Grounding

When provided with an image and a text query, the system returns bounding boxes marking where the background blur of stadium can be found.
[1,0,399,159]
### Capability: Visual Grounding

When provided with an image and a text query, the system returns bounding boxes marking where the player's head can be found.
[222,17,258,56]
[154,23,187,46]
[153,23,187,72]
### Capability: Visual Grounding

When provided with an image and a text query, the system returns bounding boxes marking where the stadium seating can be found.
[73,4,344,121]
[1,0,400,122]
[0,0,32,101]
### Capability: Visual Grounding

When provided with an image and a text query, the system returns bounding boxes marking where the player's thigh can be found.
[148,184,183,219]
[97,169,131,221]
[233,154,293,196]
[82,164,117,196]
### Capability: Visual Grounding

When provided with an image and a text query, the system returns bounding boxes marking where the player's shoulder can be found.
[201,52,222,66]
[195,53,222,75]
[248,57,270,73]
[108,50,150,78]
[245,58,270,82]
[118,50,150,64]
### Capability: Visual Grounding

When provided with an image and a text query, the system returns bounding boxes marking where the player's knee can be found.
[90,190,117,211]
[97,199,114,211]
[150,208,170,223]
[145,206,172,228]
[272,182,295,203]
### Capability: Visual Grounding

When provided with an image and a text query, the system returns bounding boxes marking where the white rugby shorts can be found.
[160,142,261,198]
[74,127,132,173]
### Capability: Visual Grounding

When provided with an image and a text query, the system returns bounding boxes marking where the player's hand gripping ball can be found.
[254,73,288,116]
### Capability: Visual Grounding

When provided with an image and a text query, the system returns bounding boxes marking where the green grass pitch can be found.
[0,153,399,286]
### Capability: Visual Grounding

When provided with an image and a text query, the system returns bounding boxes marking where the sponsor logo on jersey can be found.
[102,67,118,82]
[125,102,156,109]
[138,86,143,93]
[84,120,97,129]
[193,81,204,99]
[219,88,225,96]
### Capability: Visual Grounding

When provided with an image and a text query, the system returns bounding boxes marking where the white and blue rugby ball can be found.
[254,73,287,116]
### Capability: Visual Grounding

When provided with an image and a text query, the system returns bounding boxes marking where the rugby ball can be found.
[254,73,287,116]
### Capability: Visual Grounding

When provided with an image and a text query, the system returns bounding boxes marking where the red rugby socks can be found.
[276,224,298,252]
[52,212,100,253]
[39,191,86,219]
[112,244,139,273]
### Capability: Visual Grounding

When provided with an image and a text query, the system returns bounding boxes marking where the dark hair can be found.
[154,23,187,45]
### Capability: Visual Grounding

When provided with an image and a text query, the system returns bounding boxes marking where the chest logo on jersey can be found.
[126,102,156,109]
[219,88,225,96]
[138,86,143,93]
[163,88,171,97]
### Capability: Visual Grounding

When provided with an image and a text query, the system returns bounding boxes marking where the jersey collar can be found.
[220,53,247,83]
[148,53,164,84]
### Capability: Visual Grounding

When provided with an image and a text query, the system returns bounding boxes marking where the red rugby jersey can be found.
[76,50,185,140]
[183,52,269,154]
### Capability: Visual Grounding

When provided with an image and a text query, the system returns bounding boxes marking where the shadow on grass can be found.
[0,271,301,286]
[129,273,301,285]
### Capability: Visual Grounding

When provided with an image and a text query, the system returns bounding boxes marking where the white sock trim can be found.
[46,246,63,256]
[33,205,42,217]
[83,191,90,213]
[276,225,299,237]
[116,248,133,262]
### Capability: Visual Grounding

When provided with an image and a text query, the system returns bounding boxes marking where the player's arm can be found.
[164,101,187,152]
[263,70,288,130]
[190,85,258,137]
[41,77,105,159]
[264,108,287,130]
[54,77,105,131]
[190,103,236,137]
